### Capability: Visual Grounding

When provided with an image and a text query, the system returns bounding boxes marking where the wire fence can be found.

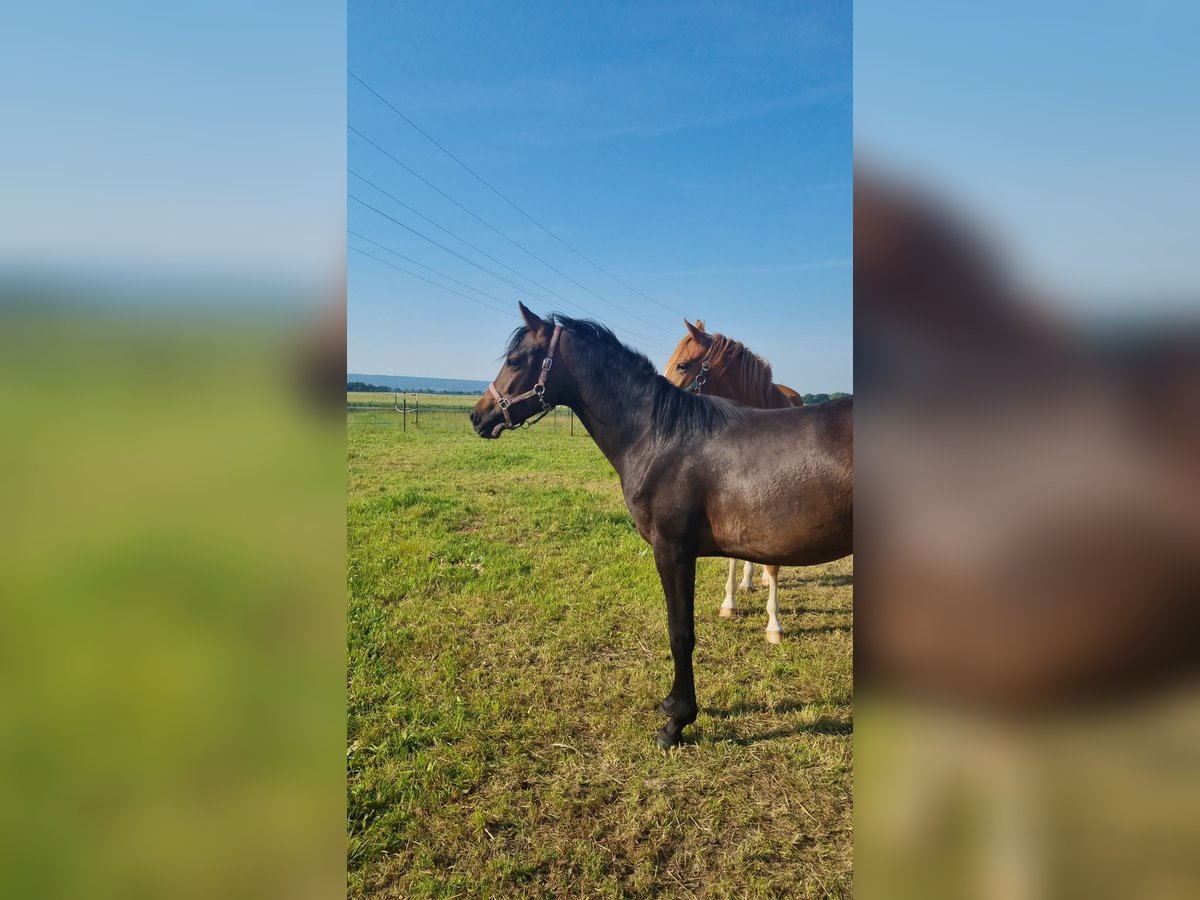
[346,394,583,434]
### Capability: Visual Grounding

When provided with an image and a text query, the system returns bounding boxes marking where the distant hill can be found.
[347,373,490,394]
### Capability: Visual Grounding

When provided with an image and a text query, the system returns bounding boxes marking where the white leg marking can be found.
[739,559,754,590]
[764,565,782,643]
[720,558,738,617]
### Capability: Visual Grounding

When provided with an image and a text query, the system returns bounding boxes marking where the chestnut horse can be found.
[471,303,853,749]
[664,319,807,641]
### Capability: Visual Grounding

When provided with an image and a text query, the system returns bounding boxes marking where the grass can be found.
[347,408,853,898]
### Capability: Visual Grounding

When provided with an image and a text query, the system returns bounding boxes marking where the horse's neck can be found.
[713,367,776,408]
[561,343,657,471]
[713,344,773,408]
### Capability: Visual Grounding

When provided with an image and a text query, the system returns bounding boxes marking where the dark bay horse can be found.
[471,302,853,749]
[664,318,810,640]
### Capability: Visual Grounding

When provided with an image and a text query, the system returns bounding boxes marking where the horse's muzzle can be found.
[469,408,505,439]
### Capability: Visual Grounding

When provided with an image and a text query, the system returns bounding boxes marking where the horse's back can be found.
[746,395,852,466]
[698,396,853,564]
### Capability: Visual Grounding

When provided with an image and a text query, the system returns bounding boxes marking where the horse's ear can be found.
[518,301,547,336]
[695,319,705,332]
[685,318,711,346]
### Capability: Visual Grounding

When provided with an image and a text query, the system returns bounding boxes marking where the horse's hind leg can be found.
[740,560,754,590]
[764,565,783,643]
[720,559,738,617]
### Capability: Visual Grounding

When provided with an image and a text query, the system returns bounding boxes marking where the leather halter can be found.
[686,359,711,394]
[487,324,562,434]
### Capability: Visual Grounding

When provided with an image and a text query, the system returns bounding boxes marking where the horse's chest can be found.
[622,488,656,542]
[621,471,699,547]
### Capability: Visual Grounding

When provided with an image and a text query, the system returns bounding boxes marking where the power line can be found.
[351,239,673,355]
[352,230,670,350]
[348,167,674,337]
[351,193,576,314]
[349,229,516,308]
[350,124,684,327]
[350,170,593,321]
[348,192,673,351]
[348,245,511,317]
[350,229,670,356]
[348,69,688,319]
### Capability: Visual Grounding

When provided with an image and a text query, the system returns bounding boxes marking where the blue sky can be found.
[1,2,344,295]
[856,1,1199,313]
[348,1,851,390]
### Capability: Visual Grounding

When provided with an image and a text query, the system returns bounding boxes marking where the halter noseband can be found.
[487,324,563,435]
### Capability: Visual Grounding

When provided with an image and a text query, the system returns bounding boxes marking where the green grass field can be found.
[347,406,853,898]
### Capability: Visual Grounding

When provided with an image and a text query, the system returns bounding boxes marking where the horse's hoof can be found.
[719,605,736,618]
[766,629,783,644]
[655,729,681,751]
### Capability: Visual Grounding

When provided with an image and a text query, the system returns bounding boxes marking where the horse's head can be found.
[472,302,564,438]
[664,318,713,392]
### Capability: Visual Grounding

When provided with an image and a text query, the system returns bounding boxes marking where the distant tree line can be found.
[802,392,850,404]
[347,381,479,395]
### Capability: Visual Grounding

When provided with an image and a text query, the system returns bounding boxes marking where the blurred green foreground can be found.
[0,309,345,899]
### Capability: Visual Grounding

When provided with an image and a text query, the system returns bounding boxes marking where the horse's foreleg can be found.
[720,559,738,617]
[653,543,698,750]
[764,565,782,643]
[740,560,755,590]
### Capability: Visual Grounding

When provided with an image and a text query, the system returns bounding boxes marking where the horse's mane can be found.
[509,314,745,441]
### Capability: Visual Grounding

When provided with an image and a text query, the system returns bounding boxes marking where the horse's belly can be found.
[706,477,852,565]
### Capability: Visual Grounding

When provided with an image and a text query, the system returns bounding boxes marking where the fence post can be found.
[402,397,407,432]
[569,408,574,435]
[414,399,419,428]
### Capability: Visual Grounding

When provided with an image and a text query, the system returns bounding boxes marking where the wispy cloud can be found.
[641,258,851,278]
[392,72,848,150]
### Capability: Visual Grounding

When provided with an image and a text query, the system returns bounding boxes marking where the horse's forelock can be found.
[504,326,528,357]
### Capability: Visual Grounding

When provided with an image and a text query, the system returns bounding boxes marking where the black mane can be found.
[515,313,745,441]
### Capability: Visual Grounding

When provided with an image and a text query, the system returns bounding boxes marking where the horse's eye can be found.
[676,363,688,371]
[506,358,519,368]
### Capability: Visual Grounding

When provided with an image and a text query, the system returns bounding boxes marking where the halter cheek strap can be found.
[687,360,710,394]
[488,324,563,434]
